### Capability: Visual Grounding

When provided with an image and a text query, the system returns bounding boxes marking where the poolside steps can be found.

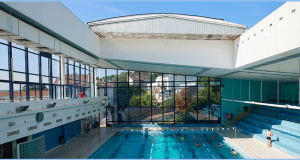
[232,113,300,158]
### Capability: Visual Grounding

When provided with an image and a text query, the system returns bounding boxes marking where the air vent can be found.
[283,83,289,85]
[247,38,249,40]
[75,114,79,117]
[98,109,100,111]
[67,116,71,120]
[28,125,37,131]
[290,83,297,85]
[269,23,272,27]
[93,110,96,112]
[7,130,19,137]
[82,113,85,115]
[279,17,283,21]
[261,29,264,32]
[292,9,296,13]
[88,111,91,114]
[44,122,51,126]
[254,34,256,36]
[56,119,62,123]
[15,39,30,42]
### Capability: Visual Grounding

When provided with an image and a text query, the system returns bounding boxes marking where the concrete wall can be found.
[100,38,234,69]
[234,2,300,68]
[3,2,101,58]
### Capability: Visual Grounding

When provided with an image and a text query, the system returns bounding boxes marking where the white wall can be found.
[234,2,300,68]
[0,97,108,145]
[100,38,234,69]
[3,2,101,59]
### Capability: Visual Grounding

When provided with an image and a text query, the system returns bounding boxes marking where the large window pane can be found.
[107,69,117,82]
[118,70,128,82]
[52,60,59,78]
[0,44,8,70]
[13,83,26,102]
[0,82,10,102]
[12,48,25,72]
[29,53,39,74]
[0,70,9,80]
[42,57,49,76]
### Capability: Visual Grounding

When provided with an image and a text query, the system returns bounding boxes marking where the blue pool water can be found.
[89,131,249,159]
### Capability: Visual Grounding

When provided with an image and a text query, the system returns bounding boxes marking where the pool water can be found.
[89,132,248,159]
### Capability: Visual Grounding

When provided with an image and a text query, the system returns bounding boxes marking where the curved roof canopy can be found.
[88,13,247,40]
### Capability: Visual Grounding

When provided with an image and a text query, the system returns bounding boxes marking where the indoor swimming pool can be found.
[88,131,250,159]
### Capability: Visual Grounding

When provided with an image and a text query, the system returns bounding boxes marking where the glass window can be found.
[0,70,9,80]
[107,69,117,82]
[12,48,25,72]
[0,82,10,102]
[28,53,39,74]
[52,60,59,78]
[0,43,8,70]
[13,72,26,82]
[41,57,49,76]
[118,70,128,82]
[13,83,26,102]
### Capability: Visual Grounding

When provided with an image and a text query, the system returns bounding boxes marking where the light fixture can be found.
[16,105,29,113]
[9,122,16,127]
[53,113,57,117]
[83,100,89,104]
[47,102,57,108]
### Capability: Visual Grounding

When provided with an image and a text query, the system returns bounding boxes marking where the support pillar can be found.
[12,140,17,159]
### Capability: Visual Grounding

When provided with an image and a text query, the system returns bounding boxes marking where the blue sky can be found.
[59,1,286,29]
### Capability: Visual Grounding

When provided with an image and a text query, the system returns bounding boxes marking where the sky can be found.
[57,1,287,29]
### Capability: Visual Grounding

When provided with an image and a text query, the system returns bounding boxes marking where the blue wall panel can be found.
[32,120,81,152]
[221,78,277,124]
[32,125,63,152]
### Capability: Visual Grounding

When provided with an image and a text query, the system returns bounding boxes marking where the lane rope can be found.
[150,133,156,159]
[194,133,216,159]
[175,133,185,159]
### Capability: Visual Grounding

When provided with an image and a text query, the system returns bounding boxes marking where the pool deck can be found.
[46,127,116,159]
[216,129,295,159]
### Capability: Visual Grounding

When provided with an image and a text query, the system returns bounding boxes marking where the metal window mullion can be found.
[162,73,164,124]
[8,42,13,102]
[49,56,53,99]
[185,75,187,124]
[173,75,175,124]
[73,61,75,97]
[25,48,29,101]
[38,52,42,100]
[208,78,210,122]
[197,76,198,123]
[79,63,81,92]
[105,69,107,96]
[151,72,152,122]
[139,71,141,124]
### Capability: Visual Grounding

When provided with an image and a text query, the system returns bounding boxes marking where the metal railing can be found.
[250,105,300,123]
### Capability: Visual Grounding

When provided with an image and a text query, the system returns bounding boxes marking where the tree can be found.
[175,89,192,112]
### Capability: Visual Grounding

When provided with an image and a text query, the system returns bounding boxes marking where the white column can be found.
[61,57,65,98]
[277,63,279,104]
[94,67,97,97]
[260,68,262,102]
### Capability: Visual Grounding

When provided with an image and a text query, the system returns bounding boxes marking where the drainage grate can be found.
[56,119,62,123]
[7,130,19,137]
[28,126,37,131]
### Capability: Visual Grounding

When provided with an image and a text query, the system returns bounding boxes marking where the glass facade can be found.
[97,68,221,124]
[0,40,94,102]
